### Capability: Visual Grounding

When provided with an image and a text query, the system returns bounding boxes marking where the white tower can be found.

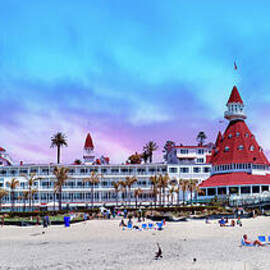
[83,133,95,164]
[224,85,246,121]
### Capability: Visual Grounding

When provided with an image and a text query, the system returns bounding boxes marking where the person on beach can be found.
[84,213,88,223]
[231,219,235,227]
[237,217,242,227]
[219,217,226,227]
[242,234,264,246]
[119,219,127,227]
[205,217,210,224]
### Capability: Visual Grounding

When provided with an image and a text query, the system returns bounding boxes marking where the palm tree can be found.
[188,179,199,205]
[51,132,68,164]
[157,175,163,206]
[125,176,137,206]
[196,131,207,146]
[0,189,8,212]
[143,141,158,163]
[119,180,127,205]
[21,173,41,211]
[179,179,189,206]
[112,181,121,207]
[134,188,143,208]
[53,166,69,210]
[160,174,170,205]
[174,186,180,205]
[149,175,159,207]
[141,151,149,164]
[169,186,175,205]
[22,191,29,212]
[31,189,38,210]
[83,171,101,208]
[7,178,19,212]
[194,183,204,202]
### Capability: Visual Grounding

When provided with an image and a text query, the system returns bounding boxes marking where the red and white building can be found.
[199,86,270,198]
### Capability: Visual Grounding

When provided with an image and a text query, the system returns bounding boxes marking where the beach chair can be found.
[258,236,266,243]
[148,223,153,230]
[142,223,147,230]
[127,223,133,230]
[157,222,163,230]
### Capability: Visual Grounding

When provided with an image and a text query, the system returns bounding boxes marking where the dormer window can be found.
[228,134,232,139]
[250,145,254,151]
[245,133,249,137]
[236,132,240,137]
[224,146,230,152]
[238,145,244,150]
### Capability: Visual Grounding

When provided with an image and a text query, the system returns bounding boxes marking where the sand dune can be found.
[0,217,270,269]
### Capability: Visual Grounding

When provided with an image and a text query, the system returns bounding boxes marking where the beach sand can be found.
[0,216,270,270]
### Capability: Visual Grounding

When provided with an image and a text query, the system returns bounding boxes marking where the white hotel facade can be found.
[0,137,212,210]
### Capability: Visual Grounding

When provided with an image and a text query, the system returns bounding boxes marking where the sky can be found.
[1,0,270,164]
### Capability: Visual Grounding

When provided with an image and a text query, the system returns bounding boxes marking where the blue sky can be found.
[1,0,270,163]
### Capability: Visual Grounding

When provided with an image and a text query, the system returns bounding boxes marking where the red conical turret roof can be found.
[84,133,94,150]
[211,120,269,166]
[215,131,222,147]
[227,86,243,105]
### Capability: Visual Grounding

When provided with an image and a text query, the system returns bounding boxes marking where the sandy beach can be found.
[0,217,270,270]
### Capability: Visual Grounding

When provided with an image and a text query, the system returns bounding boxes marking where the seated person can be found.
[127,219,133,227]
[231,219,235,227]
[242,234,264,246]
[225,217,229,224]
[119,219,127,227]
[237,217,242,227]
[219,217,226,227]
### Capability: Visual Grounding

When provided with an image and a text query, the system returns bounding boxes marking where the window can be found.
[204,167,211,173]
[197,158,204,163]
[224,146,230,152]
[236,132,240,137]
[229,187,239,194]
[180,167,189,173]
[252,186,260,193]
[238,145,244,150]
[262,186,269,192]
[228,134,232,138]
[241,186,251,194]
[193,167,201,173]
[169,167,178,173]
[218,187,226,195]
[208,188,216,196]
[245,133,249,137]
[180,149,188,154]
[198,149,204,154]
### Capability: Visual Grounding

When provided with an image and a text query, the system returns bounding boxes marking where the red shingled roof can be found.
[84,133,94,150]
[211,120,269,166]
[200,172,270,187]
[227,86,243,105]
[0,147,6,152]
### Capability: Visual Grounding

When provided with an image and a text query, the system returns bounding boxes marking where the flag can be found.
[234,61,238,70]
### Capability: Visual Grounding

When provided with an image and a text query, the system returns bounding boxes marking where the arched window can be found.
[238,145,244,150]
[245,133,249,137]
[224,146,230,152]
[236,132,240,137]
[228,134,232,139]
[250,145,254,151]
